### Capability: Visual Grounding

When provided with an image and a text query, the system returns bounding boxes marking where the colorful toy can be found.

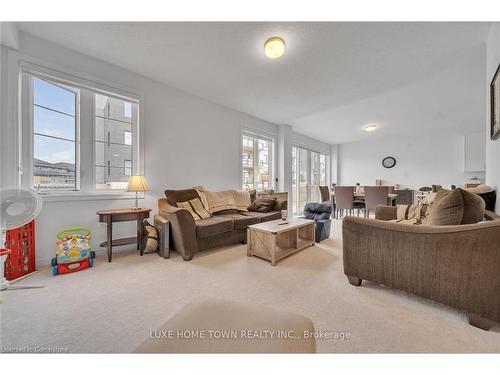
[51,227,95,276]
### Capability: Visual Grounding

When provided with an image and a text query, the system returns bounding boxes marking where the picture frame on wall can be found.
[491,62,500,140]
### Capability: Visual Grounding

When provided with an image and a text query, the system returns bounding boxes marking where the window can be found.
[241,132,274,191]
[123,102,132,118]
[124,130,132,146]
[32,77,78,191]
[23,68,139,194]
[124,160,132,176]
[95,94,136,190]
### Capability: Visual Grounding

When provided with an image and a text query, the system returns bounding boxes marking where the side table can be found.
[97,208,151,262]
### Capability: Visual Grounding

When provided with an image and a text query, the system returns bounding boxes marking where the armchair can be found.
[343,205,500,330]
[303,202,332,242]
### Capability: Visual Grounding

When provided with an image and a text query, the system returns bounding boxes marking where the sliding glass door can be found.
[292,146,327,215]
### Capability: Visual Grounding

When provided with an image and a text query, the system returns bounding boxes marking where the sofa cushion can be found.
[247,198,276,213]
[195,216,234,238]
[427,188,464,226]
[241,211,281,222]
[165,189,200,206]
[213,209,238,215]
[216,213,260,230]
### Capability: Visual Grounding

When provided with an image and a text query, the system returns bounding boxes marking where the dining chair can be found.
[432,184,443,193]
[319,185,330,203]
[333,186,355,218]
[364,186,389,218]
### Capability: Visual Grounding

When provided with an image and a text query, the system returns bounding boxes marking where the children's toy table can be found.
[96,208,151,262]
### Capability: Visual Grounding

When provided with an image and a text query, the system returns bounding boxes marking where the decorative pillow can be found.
[427,188,464,226]
[460,188,485,224]
[143,220,159,254]
[177,198,212,221]
[247,198,276,213]
[232,190,251,212]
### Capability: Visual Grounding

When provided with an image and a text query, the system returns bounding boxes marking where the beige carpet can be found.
[1,219,499,353]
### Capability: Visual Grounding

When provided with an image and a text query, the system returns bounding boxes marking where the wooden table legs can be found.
[137,219,144,256]
[106,217,113,262]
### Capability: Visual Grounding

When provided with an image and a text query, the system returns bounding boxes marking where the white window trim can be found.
[19,61,143,200]
[241,128,276,191]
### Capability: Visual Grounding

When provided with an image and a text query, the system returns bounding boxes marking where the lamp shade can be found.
[127,175,150,192]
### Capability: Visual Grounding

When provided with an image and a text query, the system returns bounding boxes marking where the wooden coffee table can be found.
[247,218,315,266]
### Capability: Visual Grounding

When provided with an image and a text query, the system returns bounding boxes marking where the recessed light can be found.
[264,37,285,59]
[364,124,377,132]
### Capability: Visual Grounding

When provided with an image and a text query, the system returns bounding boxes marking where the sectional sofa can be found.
[156,188,287,261]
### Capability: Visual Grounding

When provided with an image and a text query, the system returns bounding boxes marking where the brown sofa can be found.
[157,189,287,261]
[343,205,500,330]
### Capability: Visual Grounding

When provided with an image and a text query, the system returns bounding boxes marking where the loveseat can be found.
[342,188,500,330]
[157,188,287,261]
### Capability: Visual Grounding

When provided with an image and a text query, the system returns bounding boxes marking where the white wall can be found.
[486,23,500,214]
[1,31,330,265]
[338,131,485,190]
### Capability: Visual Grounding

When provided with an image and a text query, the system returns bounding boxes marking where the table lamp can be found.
[127,175,150,210]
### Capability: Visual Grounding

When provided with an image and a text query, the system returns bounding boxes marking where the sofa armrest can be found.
[158,198,197,261]
[342,216,500,323]
[154,214,170,259]
[375,205,397,221]
[485,210,500,221]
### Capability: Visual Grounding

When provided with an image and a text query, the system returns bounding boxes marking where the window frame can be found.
[240,129,275,191]
[20,62,142,199]
[27,74,81,192]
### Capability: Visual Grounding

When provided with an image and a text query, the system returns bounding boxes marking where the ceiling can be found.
[15,22,491,143]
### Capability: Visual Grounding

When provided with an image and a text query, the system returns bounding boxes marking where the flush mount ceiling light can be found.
[264,37,285,59]
[364,124,378,132]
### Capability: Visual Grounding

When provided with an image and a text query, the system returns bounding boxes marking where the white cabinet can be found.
[464,132,486,172]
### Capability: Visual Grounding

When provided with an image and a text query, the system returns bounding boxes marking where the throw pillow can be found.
[427,188,464,226]
[232,190,251,212]
[459,188,485,224]
[247,198,277,213]
[177,198,212,221]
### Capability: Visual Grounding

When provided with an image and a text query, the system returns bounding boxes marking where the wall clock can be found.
[382,156,396,169]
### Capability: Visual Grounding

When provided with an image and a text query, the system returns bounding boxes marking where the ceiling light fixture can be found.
[364,124,378,132]
[264,37,285,59]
